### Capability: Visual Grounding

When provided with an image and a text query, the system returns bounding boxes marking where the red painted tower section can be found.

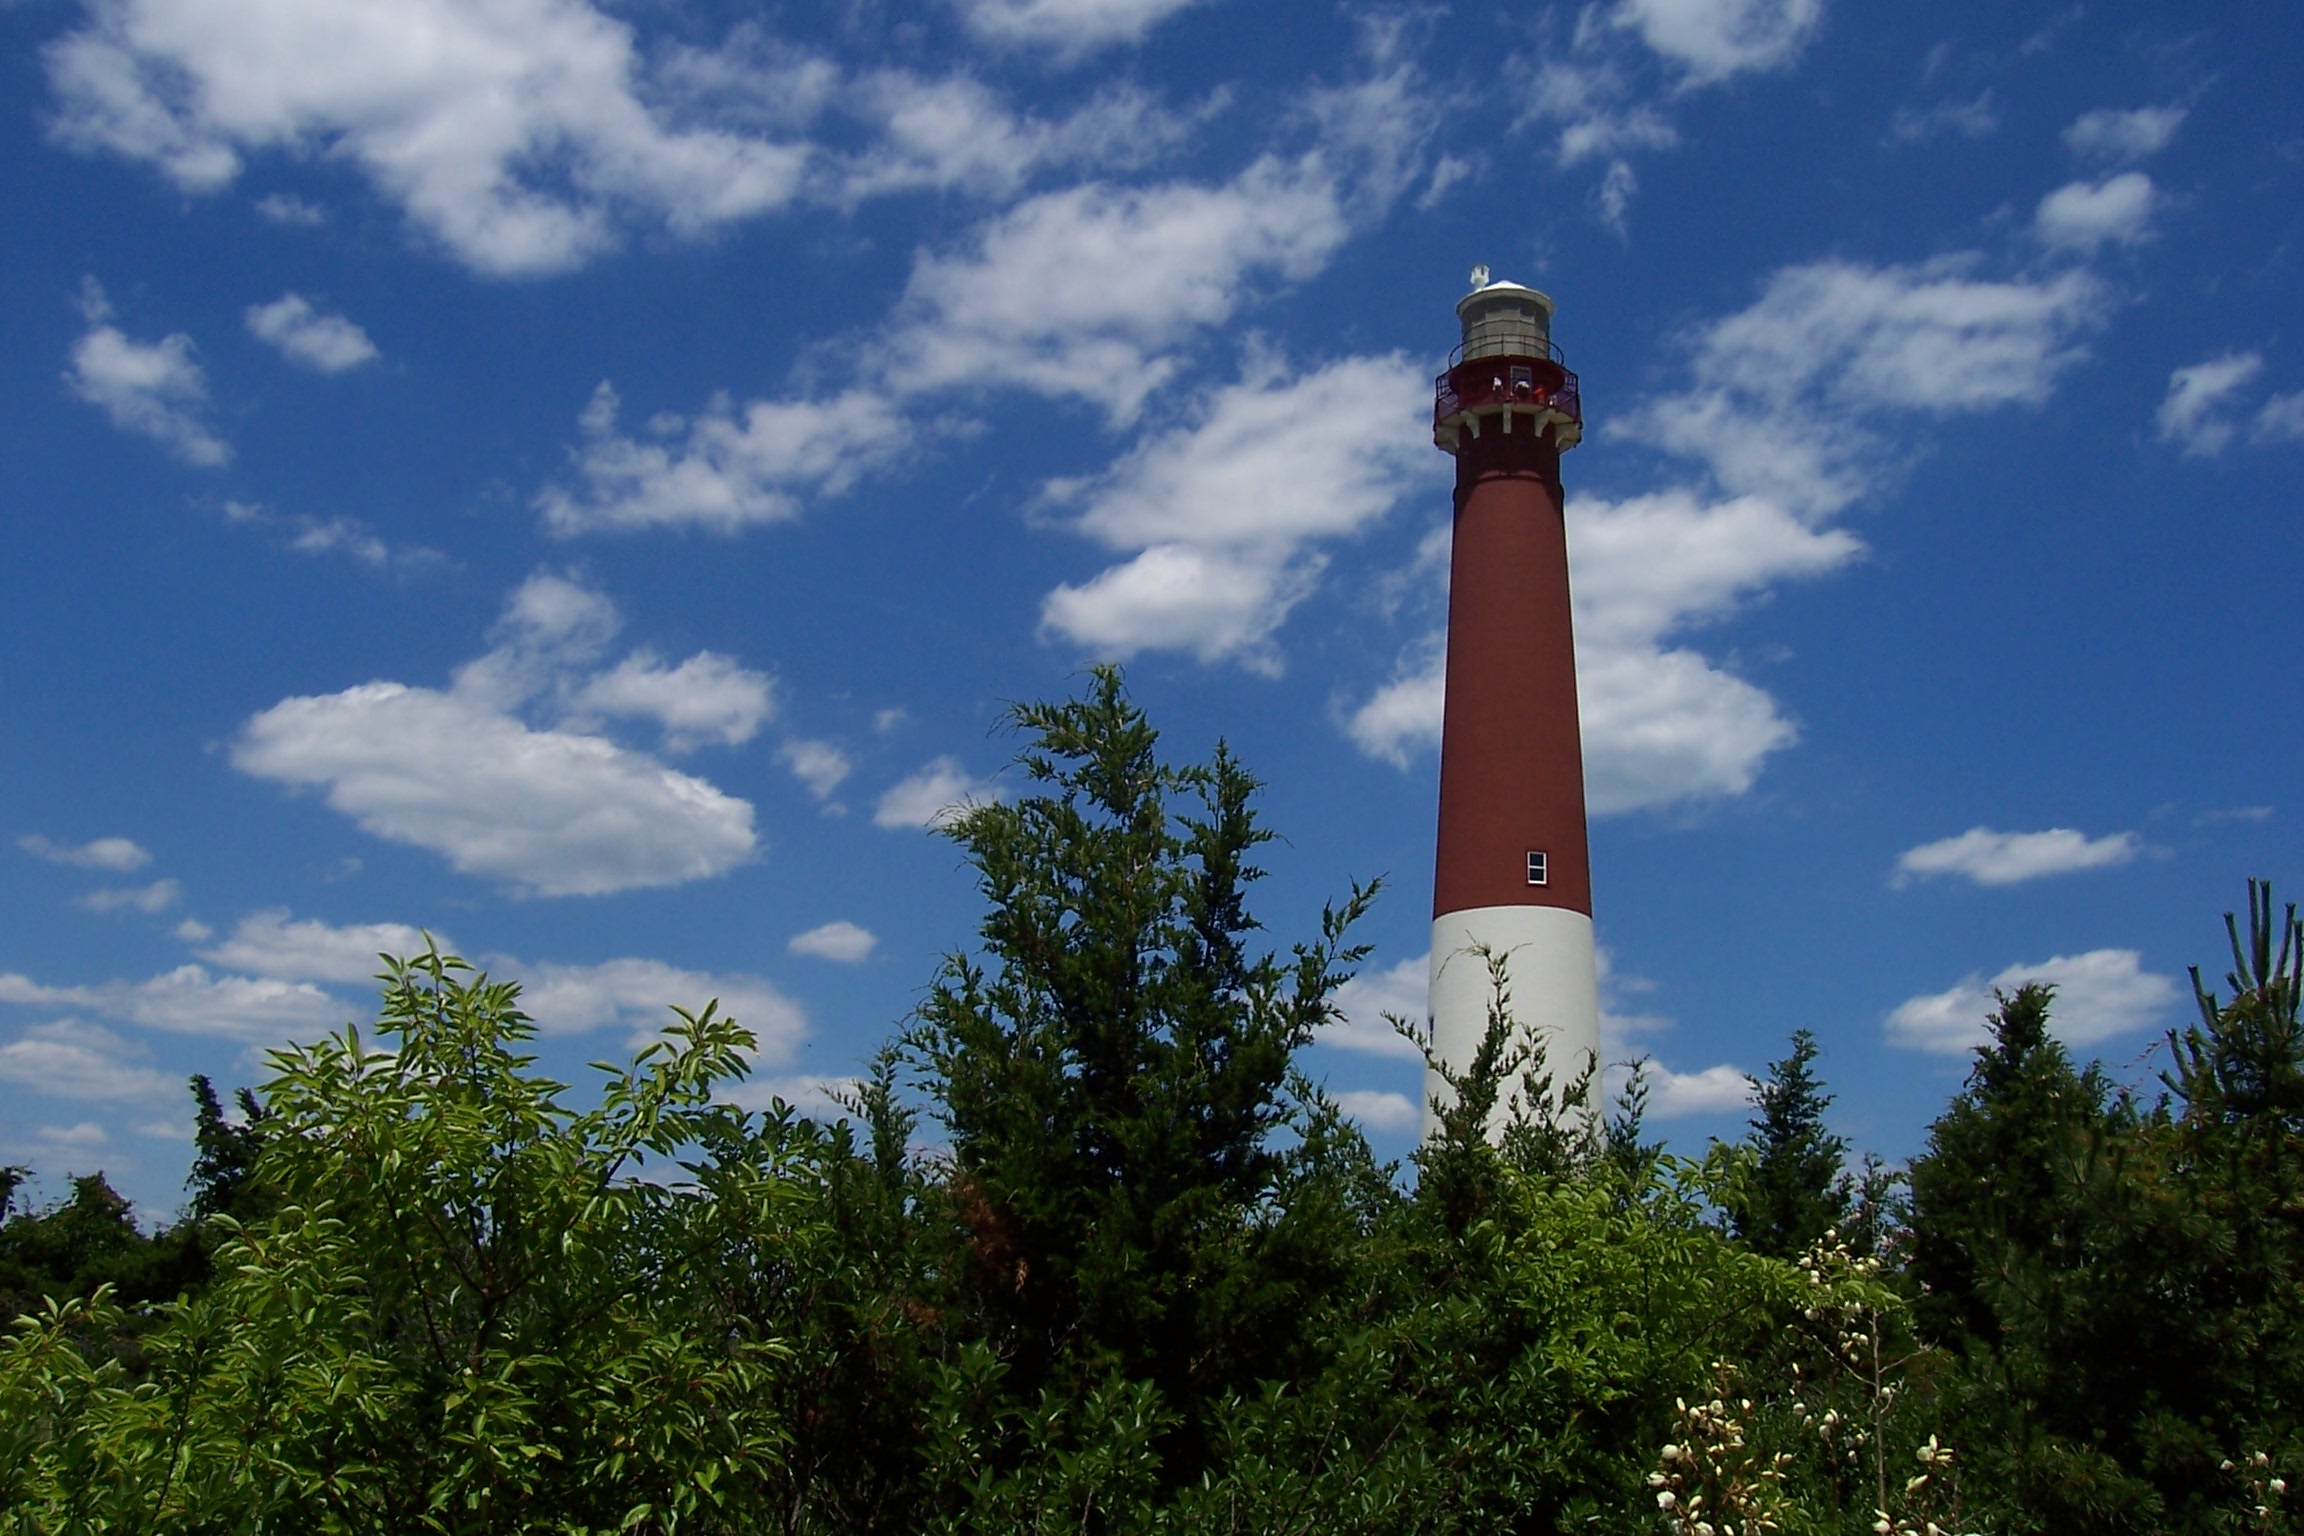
[1424,277,1600,1135]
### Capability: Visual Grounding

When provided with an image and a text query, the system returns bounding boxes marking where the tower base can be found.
[1423,905,1601,1141]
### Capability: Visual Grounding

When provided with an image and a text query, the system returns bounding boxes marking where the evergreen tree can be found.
[1729,1028,1852,1257]
[904,666,1377,1472]
[184,1073,270,1222]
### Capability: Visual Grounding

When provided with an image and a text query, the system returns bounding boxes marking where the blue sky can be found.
[4,0,2300,1218]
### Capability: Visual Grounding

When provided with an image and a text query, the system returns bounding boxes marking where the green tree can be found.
[1,948,805,1533]
[903,666,1378,1479]
[1728,1029,1853,1259]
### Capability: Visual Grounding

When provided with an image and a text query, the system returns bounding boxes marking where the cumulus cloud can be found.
[64,280,229,466]
[1332,1088,1418,1133]
[1321,953,1428,1061]
[199,910,442,984]
[245,293,378,372]
[570,650,775,751]
[1516,0,1820,219]
[1610,0,1824,85]
[1350,491,1858,811]
[2062,104,2186,163]
[1521,58,1679,168]
[1638,1061,1754,1116]
[788,921,877,963]
[1040,353,1433,669]
[513,957,806,1060]
[889,159,1349,422]
[2156,352,2266,458]
[236,684,755,898]
[778,739,852,800]
[1620,255,2107,517]
[537,381,904,535]
[0,966,346,1043]
[722,1071,861,1121]
[831,77,1195,203]
[18,834,150,871]
[1887,949,2178,1054]
[875,757,997,830]
[231,574,762,896]
[75,879,182,914]
[1895,826,2139,887]
[536,130,1382,535]
[45,0,813,276]
[954,0,1207,55]
[2257,390,2304,445]
[2033,173,2157,254]
[0,1022,179,1102]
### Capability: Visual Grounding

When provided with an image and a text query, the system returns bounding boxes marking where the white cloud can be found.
[234,682,756,897]
[788,921,877,963]
[75,878,182,914]
[0,1022,179,1102]
[1596,160,1640,234]
[539,136,1376,534]
[199,910,443,984]
[1349,490,1858,812]
[723,1071,860,1121]
[220,499,444,572]
[512,958,806,1060]
[1522,58,1679,168]
[1889,91,1998,145]
[875,757,997,830]
[1887,948,2178,1054]
[571,650,775,751]
[2156,352,2265,458]
[0,966,346,1043]
[46,0,812,276]
[232,574,762,896]
[254,192,325,225]
[1895,826,2140,887]
[2257,390,2304,445]
[954,0,1206,56]
[1621,256,2107,517]
[1610,0,1824,85]
[536,381,904,535]
[2062,105,2186,163]
[65,280,230,466]
[1640,1062,1754,1116]
[245,293,378,373]
[18,834,150,871]
[778,739,851,800]
[2034,173,2157,254]
[174,919,214,943]
[1333,1088,1418,1133]
[831,77,1194,203]
[889,159,1349,422]
[1321,953,1428,1061]
[1040,353,1432,669]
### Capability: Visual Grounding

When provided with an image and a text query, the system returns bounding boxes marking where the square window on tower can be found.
[1526,850,1548,886]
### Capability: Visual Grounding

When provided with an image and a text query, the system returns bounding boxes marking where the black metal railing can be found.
[1434,361,1581,430]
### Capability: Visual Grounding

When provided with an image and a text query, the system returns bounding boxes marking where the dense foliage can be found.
[3,671,2297,1534]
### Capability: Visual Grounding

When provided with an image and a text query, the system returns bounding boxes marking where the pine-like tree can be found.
[1728,1028,1851,1258]
[904,667,1376,1468]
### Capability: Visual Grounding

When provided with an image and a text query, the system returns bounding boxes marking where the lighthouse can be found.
[1424,271,1600,1136]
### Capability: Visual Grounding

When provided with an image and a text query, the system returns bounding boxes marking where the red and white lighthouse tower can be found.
[1424,271,1599,1135]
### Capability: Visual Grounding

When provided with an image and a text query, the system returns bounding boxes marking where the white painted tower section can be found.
[1423,908,1601,1139]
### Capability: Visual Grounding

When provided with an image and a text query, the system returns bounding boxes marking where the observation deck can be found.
[1433,278,1583,453]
